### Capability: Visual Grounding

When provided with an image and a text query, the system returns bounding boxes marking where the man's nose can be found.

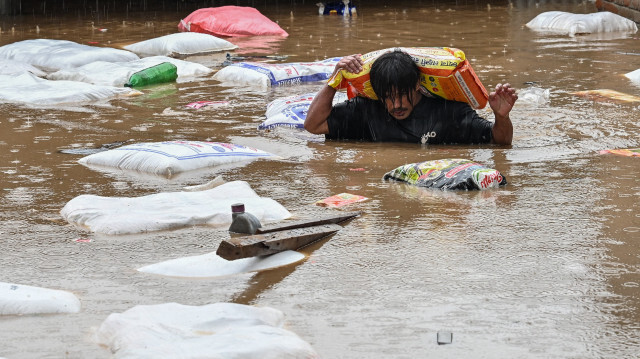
[393,97,403,108]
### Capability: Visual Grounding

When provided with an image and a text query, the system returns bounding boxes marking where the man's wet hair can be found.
[370,50,420,107]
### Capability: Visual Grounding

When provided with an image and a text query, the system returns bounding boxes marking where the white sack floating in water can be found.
[94,302,318,359]
[123,32,238,58]
[0,73,140,105]
[78,141,275,178]
[0,59,47,77]
[0,39,139,72]
[138,250,305,278]
[212,57,340,87]
[60,181,291,235]
[624,69,640,85]
[259,91,348,130]
[48,56,212,87]
[0,282,81,315]
[525,11,638,36]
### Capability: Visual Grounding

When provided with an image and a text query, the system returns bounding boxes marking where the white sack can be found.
[213,57,340,87]
[138,250,305,278]
[0,39,139,72]
[95,302,318,359]
[48,56,213,86]
[0,59,47,77]
[78,141,275,178]
[525,11,638,36]
[60,181,291,235]
[624,69,640,84]
[0,282,81,315]
[260,91,348,130]
[0,72,140,105]
[123,32,237,57]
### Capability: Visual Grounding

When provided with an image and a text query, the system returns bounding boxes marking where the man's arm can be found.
[488,83,518,145]
[305,55,364,135]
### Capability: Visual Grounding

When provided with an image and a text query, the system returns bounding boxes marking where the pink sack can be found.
[178,6,288,37]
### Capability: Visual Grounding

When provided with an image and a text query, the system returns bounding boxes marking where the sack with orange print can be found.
[327,47,489,109]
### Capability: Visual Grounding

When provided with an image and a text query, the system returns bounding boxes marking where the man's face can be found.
[383,86,421,120]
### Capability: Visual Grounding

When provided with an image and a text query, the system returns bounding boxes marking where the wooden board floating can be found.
[255,211,360,234]
[217,224,343,261]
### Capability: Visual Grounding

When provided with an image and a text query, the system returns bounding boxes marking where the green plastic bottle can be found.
[125,62,178,88]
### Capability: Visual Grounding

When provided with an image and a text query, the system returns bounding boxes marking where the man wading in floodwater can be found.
[305,50,518,145]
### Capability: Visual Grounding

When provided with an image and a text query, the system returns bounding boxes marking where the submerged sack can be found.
[178,6,288,37]
[213,58,340,87]
[123,32,237,57]
[328,47,488,109]
[78,141,274,178]
[259,91,348,130]
[383,158,507,190]
[525,11,638,36]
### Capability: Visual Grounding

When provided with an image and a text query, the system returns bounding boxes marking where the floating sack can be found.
[125,62,178,87]
[138,250,305,278]
[525,11,638,36]
[259,91,348,130]
[0,282,81,315]
[0,59,46,77]
[178,6,289,37]
[0,72,140,105]
[60,181,291,235]
[123,32,237,57]
[78,141,274,178]
[383,159,507,190]
[572,89,640,104]
[624,69,640,85]
[48,56,212,87]
[213,57,340,87]
[600,148,640,157]
[517,86,550,106]
[328,47,488,109]
[95,302,317,358]
[0,39,139,72]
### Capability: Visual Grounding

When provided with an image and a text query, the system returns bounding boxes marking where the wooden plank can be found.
[255,211,360,234]
[217,224,342,261]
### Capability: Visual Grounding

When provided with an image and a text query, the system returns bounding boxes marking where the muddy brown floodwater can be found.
[1,0,639,358]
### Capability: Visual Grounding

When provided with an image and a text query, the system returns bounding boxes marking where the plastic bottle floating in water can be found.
[125,62,178,87]
[228,203,262,235]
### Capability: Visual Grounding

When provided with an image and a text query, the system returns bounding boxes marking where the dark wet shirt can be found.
[325,95,494,144]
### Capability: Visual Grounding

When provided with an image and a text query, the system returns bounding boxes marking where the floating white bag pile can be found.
[213,57,340,87]
[0,39,139,72]
[0,59,46,77]
[123,32,238,57]
[259,91,348,130]
[48,56,213,86]
[0,73,140,105]
[60,181,291,235]
[0,282,81,315]
[138,250,305,278]
[95,302,318,359]
[525,11,638,36]
[78,141,275,178]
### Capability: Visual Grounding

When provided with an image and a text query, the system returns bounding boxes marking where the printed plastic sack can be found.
[328,47,488,109]
[600,148,640,157]
[0,72,140,106]
[213,58,340,87]
[48,56,212,87]
[178,6,288,37]
[78,141,275,178]
[526,11,638,36]
[95,303,317,358]
[123,32,237,57]
[0,39,139,72]
[259,91,348,130]
[383,158,507,190]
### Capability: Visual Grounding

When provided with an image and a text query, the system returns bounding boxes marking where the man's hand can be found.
[332,54,364,76]
[489,83,518,118]
[488,83,517,145]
